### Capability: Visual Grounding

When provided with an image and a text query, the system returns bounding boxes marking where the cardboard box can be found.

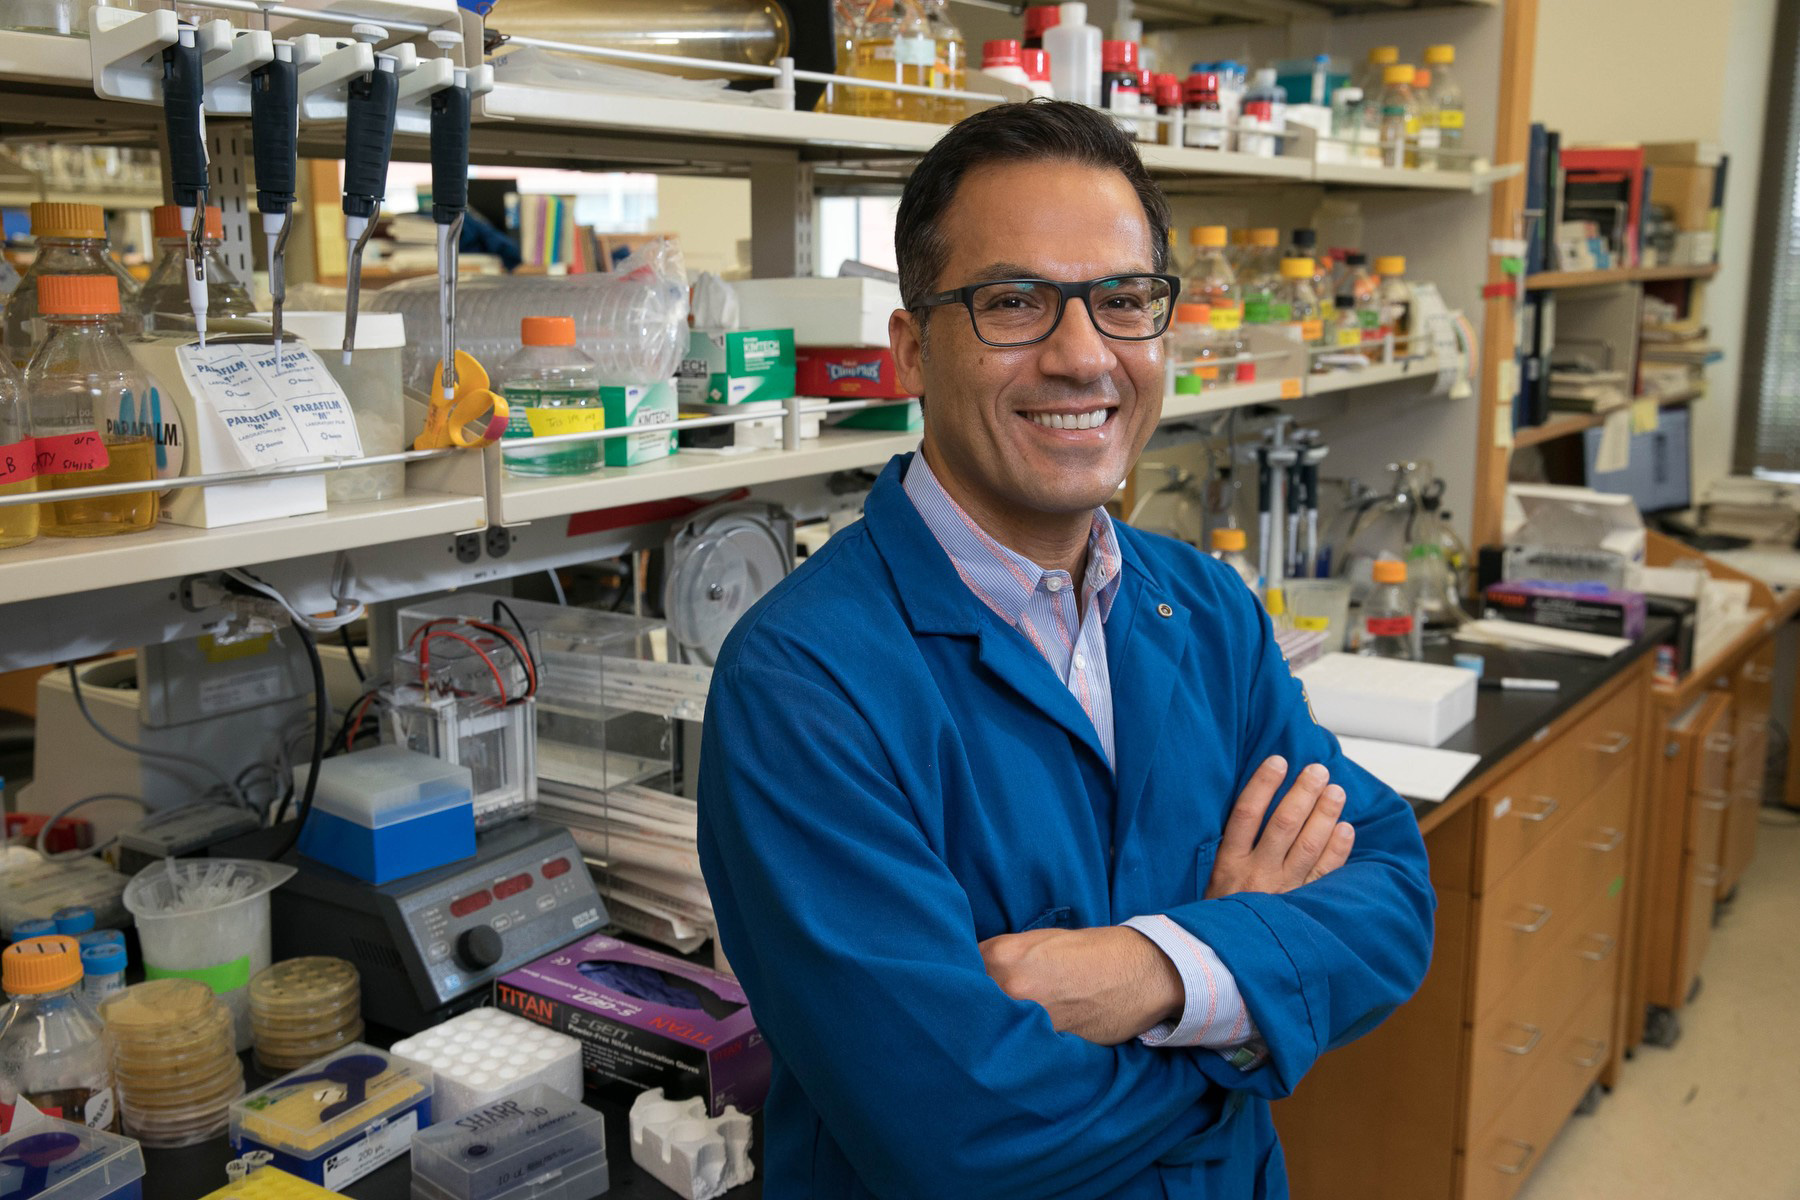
[795,346,914,399]
[729,277,901,347]
[600,381,678,467]
[830,400,922,432]
[1294,653,1477,748]
[1483,580,1647,640]
[677,329,796,407]
[1650,164,1717,233]
[496,934,770,1117]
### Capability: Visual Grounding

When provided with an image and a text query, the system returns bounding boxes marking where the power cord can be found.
[339,626,365,682]
[267,616,328,863]
[35,793,146,861]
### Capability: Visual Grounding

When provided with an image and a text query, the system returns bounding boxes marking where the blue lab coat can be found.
[698,454,1435,1199]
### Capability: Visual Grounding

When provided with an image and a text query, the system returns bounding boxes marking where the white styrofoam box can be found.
[1295,653,1478,748]
[628,1089,754,1200]
[390,1007,583,1122]
[727,277,901,348]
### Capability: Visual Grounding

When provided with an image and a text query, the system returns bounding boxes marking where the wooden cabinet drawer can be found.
[1463,984,1615,1200]
[1474,773,1632,1019]
[1692,782,1730,865]
[1466,886,1624,1139]
[1673,850,1720,1003]
[1480,682,1638,888]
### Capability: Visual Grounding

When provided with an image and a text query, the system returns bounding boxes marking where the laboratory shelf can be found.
[1525,264,1720,290]
[497,427,922,525]
[1306,353,1447,395]
[1162,378,1290,420]
[1509,391,1700,449]
[0,28,90,87]
[0,489,484,605]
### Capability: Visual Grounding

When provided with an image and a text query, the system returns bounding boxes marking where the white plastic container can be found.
[628,1088,754,1200]
[292,746,476,884]
[1294,652,1477,747]
[411,1084,607,1200]
[121,859,296,1052]
[390,1008,582,1122]
[280,311,407,504]
[1044,2,1100,106]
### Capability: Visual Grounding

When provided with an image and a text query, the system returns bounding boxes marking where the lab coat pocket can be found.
[1020,905,1073,932]
[1194,837,1223,901]
[1157,1091,1249,1168]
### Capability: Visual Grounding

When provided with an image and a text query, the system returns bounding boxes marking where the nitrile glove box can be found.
[295,746,476,883]
[676,329,796,407]
[729,277,900,347]
[1294,652,1478,747]
[496,935,770,1117]
[1483,580,1647,640]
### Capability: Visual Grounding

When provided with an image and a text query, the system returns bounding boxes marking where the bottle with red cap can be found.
[1021,4,1058,50]
[137,205,256,336]
[27,274,157,538]
[1183,72,1230,150]
[981,39,1032,89]
[1019,47,1054,98]
[1099,40,1140,136]
[1150,73,1182,145]
[496,316,603,477]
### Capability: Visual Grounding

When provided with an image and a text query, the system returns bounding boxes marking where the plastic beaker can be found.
[120,859,295,1052]
[1284,578,1354,651]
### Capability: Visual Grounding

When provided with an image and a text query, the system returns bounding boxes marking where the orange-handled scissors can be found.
[415,350,510,450]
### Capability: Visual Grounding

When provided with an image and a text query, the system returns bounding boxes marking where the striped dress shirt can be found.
[903,454,1258,1052]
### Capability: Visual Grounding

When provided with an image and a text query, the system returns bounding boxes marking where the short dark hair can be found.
[894,100,1172,315]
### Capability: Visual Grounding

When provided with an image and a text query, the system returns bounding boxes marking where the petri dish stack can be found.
[250,957,363,1074]
[100,978,244,1148]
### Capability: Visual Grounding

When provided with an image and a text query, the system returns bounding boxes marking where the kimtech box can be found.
[677,328,796,407]
[496,935,769,1118]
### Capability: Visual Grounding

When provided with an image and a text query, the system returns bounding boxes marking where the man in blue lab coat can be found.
[698,100,1434,1198]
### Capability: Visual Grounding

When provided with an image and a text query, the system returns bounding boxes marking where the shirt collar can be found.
[903,452,1123,627]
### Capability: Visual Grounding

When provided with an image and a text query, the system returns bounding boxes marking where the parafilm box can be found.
[676,328,796,406]
[794,346,914,399]
[496,935,769,1117]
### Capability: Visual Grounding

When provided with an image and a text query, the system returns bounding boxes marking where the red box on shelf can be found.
[3,813,92,855]
[795,347,916,399]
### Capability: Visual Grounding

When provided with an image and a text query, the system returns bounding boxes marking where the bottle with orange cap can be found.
[1209,526,1260,593]
[2,202,140,368]
[0,935,117,1132]
[137,205,255,336]
[0,356,34,550]
[26,275,158,538]
[1359,558,1421,659]
[1168,302,1217,395]
[496,316,603,477]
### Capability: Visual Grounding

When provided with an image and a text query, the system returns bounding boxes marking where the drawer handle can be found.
[1494,1139,1536,1176]
[1572,1037,1609,1069]
[1745,665,1774,683]
[1587,731,1633,755]
[1699,790,1732,812]
[1508,904,1553,934]
[1499,1022,1543,1056]
[1579,933,1618,962]
[1583,828,1625,852]
[1515,795,1559,823]
[1696,866,1723,888]
[1706,732,1737,754]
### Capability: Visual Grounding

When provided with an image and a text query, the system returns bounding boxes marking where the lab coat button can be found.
[1157,603,1174,617]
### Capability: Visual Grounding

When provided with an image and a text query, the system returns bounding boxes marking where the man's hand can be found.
[1206,756,1355,899]
[978,926,1183,1045]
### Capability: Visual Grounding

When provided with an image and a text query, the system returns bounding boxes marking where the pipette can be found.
[341,24,399,366]
[162,24,210,347]
[428,29,472,418]
[250,41,299,359]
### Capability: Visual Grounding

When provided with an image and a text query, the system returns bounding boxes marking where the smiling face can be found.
[890,159,1165,550]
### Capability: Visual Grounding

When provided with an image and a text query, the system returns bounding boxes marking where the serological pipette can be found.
[162,24,210,347]
[250,41,299,360]
[428,29,472,416]
[341,23,398,366]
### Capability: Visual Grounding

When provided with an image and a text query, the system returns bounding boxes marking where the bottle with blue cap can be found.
[81,942,126,1005]
[53,905,95,936]
[11,917,57,942]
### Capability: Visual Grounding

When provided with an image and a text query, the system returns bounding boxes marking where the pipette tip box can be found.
[497,935,769,1117]
[410,1084,607,1200]
[294,746,475,884]
[228,1043,433,1190]
[0,1116,145,1200]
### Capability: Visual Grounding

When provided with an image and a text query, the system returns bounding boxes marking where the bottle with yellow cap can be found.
[26,275,158,538]
[1209,525,1259,593]
[137,205,256,336]
[1424,44,1464,164]
[1377,64,1417,169]
[1359,44,1399,113]
[496,316,603,477]
[1373,255,1413,358]
[0,935,118,1132]
[1273,256,1323,349]
[2,202,140,368]
[1181,225,1237,321]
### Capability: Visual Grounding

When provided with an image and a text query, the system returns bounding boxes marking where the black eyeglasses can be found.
[915,273,1181,348]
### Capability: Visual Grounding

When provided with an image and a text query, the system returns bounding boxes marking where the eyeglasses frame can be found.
[913,273,1183,348]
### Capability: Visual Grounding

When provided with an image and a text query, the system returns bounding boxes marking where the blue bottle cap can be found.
[80,942,126,976]
[1453,652,1485,678]
[12,918,56,941]
[52,906,95,935]
[77,930,125,951]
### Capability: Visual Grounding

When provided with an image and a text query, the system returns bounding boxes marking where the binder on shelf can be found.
[1525,122,1550,276]
[1560,145,1646,269]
